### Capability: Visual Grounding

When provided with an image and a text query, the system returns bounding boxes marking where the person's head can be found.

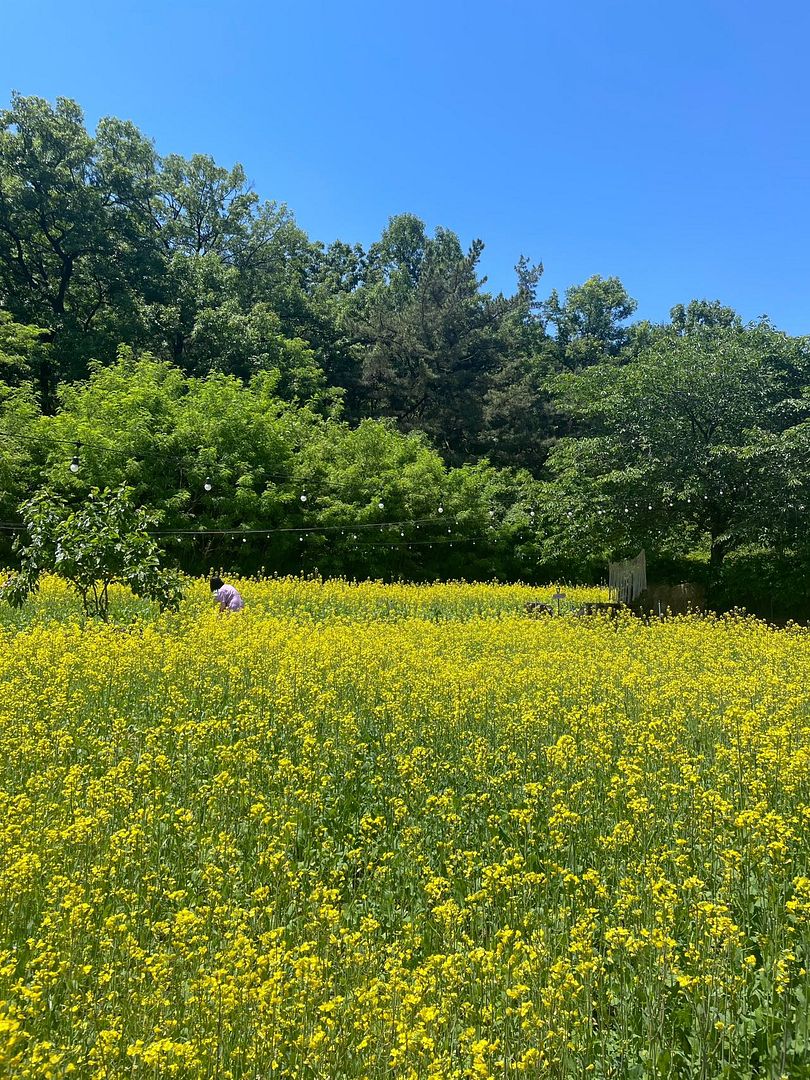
[210,576,224,592]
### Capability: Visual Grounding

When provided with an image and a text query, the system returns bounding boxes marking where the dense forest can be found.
[1,92,809,616]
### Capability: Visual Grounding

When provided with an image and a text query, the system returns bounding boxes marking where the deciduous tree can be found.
[1,484,184,619]
[0,94,161,401]
[541,320,810,574]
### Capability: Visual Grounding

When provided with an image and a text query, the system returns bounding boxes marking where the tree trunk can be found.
[36,349,57,416]
[705,535,729,611]
[709,535,729,571]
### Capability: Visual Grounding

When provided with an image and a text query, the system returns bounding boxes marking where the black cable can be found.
[0,516,504,540]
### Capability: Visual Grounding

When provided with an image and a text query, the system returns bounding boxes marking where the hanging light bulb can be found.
[400,531,405,537]
[204,476,212,492]
[299,535,304,542]
[648,504,653,510]
[378,499,385,509]
[300,492,308,503]
[69,441,81,474]
[438,504,444,514]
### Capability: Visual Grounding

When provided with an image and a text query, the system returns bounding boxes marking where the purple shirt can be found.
[215,584,244,612]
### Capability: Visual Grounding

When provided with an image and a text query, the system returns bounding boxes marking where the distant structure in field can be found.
[609,549,647,604]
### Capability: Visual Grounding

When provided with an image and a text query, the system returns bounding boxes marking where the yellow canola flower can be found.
[0,575,807,1076]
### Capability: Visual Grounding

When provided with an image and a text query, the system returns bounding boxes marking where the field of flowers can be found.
[0,576,809,1078]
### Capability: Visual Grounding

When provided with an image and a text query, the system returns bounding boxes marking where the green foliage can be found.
[0,92,553,456]
[0,93,327,404]
[541,321,810,576]
[1,484,184,620]
[0,381,43,546]
[541,275,637,368]
[712,546,810,622]
[146,253,331,400]
[670,298,742,334]
[157,154,259,258]
[0,310,49,377]
[0,353,534,581]
[3,90,810,611]
[346,214,537,462]
[0,93,161,397]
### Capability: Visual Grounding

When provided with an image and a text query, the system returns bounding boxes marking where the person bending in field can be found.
[210,576,244,613]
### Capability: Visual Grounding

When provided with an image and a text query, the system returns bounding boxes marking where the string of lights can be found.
[0,517,461,535]
[0,424,519,548]
[21,425,786,538]
[0,429,316,484]
[0,427,466,511]
[0,515,509,557]
[150,516,450,536]
[345,537,485,548]
[0,516,505,543]
[0,425,510,538]
[0,428,115,451]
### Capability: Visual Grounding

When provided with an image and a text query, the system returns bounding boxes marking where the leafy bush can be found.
[1,485,184,620]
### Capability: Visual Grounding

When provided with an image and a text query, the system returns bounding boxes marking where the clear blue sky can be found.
[5,0,810,332]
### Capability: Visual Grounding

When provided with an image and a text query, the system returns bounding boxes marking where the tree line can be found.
[1,93,809,616]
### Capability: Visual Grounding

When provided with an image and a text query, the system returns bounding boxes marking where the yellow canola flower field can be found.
[0,576,809,1078]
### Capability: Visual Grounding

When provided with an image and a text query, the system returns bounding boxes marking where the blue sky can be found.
[5,0,810,331]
